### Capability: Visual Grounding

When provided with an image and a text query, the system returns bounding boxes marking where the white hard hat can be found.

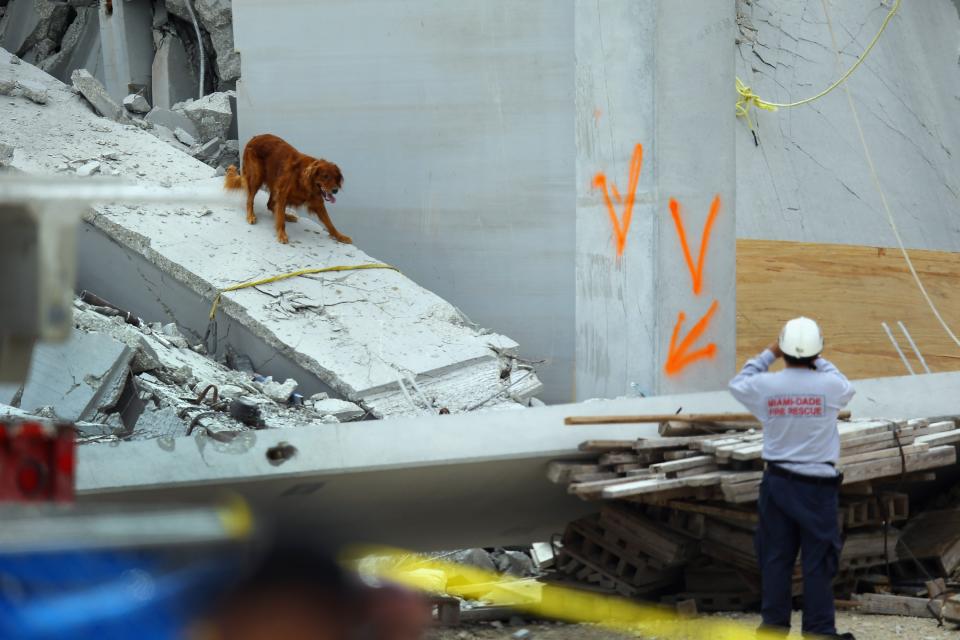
[779,317,823,358]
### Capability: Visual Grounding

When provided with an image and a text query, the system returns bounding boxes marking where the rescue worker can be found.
[729,317,855,638]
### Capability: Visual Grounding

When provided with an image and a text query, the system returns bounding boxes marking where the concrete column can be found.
[99,0,154,102]
[575,0,736,399]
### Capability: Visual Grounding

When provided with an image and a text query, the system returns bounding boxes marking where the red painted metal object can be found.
[0,420,75,502]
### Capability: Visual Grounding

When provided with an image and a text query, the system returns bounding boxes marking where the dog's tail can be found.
[224,165,245,191]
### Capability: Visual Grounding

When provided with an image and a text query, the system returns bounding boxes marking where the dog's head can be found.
[303,160,344,205]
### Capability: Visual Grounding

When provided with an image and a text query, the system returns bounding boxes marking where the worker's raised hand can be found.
[767,341,783,359]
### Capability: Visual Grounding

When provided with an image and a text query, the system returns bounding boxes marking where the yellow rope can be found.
[735,0,901,131]
[208,263,399,321]
[820,0,960,352]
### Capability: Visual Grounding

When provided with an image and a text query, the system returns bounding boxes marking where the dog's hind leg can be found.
[243,160,264,225]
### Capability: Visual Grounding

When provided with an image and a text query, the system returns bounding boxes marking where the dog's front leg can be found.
[312,201,352,244]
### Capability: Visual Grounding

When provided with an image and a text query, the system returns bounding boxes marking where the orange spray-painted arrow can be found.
[668,195,721,295]
[664,299,720,376]
[593,144,643,257]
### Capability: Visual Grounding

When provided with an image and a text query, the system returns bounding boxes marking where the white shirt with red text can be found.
[728,349,855,478]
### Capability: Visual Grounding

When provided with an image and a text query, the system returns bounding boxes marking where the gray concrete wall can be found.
[735,0,960,250]
[574,1,736,399]
[232,1,578,403]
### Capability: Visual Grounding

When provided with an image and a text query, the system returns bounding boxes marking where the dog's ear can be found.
[303,161,323,184]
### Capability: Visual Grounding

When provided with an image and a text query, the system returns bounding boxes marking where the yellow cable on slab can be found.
[208,263,399,321]
[735,0,901,131]
[819,0,960,352]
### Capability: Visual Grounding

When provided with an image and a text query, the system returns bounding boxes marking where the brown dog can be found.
[225,134,347,245]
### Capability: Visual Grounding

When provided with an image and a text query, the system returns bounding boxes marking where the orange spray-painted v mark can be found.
[593,144,643,257]
[668,195,721,295]
[664,300,720,375]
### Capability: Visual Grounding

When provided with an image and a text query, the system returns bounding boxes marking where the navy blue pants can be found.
[755,469,842,636]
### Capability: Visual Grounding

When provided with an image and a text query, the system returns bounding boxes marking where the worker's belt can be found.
[764,461,843,487]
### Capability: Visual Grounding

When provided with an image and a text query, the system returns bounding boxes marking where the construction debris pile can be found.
[545,415,960,623]
[0,293,370,442]
[0,0,240,172]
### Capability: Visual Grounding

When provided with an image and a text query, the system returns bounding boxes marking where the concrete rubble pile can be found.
[0,295,369,442]
[0,0,240,172]
[543,416,960,618]
[0,45,542,420]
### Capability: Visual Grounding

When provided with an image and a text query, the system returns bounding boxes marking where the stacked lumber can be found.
[548,414,960,615]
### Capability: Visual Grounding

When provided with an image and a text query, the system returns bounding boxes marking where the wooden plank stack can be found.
[548,414,960,614]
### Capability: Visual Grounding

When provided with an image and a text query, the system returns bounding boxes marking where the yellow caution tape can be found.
[736,0,901,132]
[208,263,399,321]
[344,545,788,640]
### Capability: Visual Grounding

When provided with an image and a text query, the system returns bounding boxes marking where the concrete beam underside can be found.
[78,370,960,550]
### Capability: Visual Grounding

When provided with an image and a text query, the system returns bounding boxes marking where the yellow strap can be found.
[736,0,900,130]
[208,263,399,321]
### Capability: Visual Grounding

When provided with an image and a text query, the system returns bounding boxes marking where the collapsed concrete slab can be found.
[144,105,197,138]
[0,0,71,62]
[0,47,542,418]
[75,370,960,549]
[37,5,102,85]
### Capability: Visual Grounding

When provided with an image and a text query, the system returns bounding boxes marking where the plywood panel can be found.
[737,240,960,380]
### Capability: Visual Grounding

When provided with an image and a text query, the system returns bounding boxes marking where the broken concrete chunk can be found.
[123,93,151,114]
[144,106,198,138]
[76,160,101,176]
[0,75,16,96]
[71,69,125,121]
[9,56,21,65]
[152,0,169,28]
[192,136,221,161]
[180,91,232,143]
[491,549,535,576]
[260,378,298,404]
[16,79,46,104]
[0,142,14,167]
[18,329,134,422]
[310,398,365,422]
[449,549,497,573]
[174,126,196,147]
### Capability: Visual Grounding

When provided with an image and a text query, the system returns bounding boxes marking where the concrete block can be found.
[310,398,364,422]
[37,6,102,84]
[151,33,195,109]
[180,91,231,142]
[173,126,195,146]
[131,404,187,439]
[123,93,151,114]
[71,68,126,121]
[19,329,134,422]
[99,0,154,103]
[0,73,16,95]
[144,106,197,138]
[259,378,298,404]
[152,0,169,28]
[192,136,220,161]
[76,160,100,176]
[15,78,45,104]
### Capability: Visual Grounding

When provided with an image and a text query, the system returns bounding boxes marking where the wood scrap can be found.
[565,410,853,426]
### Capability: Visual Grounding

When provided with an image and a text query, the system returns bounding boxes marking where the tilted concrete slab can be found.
[0,47,541,417]
[77,370,960,550]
